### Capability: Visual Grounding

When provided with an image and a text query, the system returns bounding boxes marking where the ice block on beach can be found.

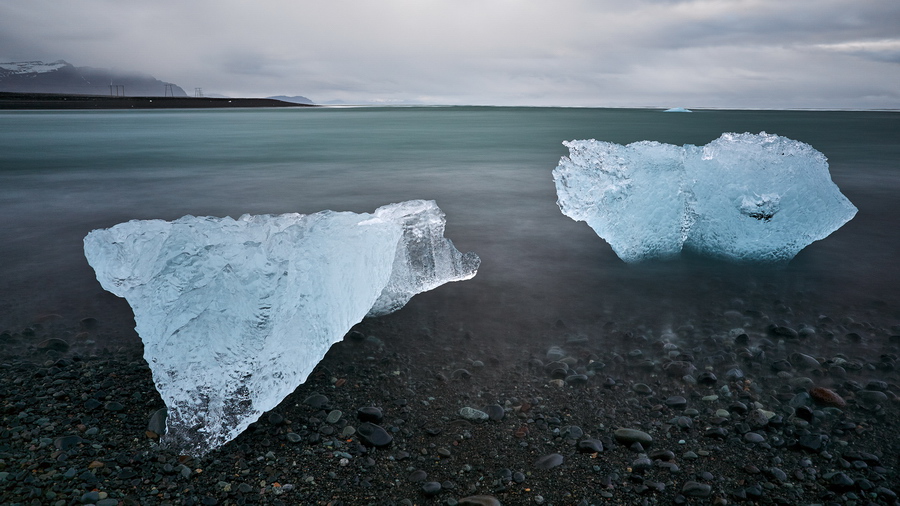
[553,132,857,262]
[83,200,479,455]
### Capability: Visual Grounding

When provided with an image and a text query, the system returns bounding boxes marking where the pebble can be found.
[482,404,505,421]
[304,394,329,409]
[459,407,489,422]
[614,428,652,447]
[422,481,442,496]
[534,453,564,470]
[147,407,167,434]
[357,406,384,423]
[357,422,393,447]
[458,496,501,506]
[577,439,604,453]
[743,432,765,443]
[54,435,83,450]
[326,410,343,424]
[665,396,687,409]
[682,481,712,497]
[632,383,653,395]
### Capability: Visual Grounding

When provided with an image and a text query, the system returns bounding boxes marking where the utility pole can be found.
[109,84,124,96]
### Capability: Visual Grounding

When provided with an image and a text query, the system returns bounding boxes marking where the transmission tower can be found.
[109,84,124,96]
[164,84,174,97]
[194,87,203,97]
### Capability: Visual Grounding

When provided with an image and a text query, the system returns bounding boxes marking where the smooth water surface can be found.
[1,107,898,356]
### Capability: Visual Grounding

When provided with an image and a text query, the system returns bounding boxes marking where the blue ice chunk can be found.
[553,132,857,262]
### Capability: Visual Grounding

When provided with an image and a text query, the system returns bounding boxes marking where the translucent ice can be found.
[84,200,478,455]
[553,132,857,262]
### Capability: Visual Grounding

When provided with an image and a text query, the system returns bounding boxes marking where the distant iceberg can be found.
[84,200,479,455]
[663,107,692,112]
[553,132,857,263]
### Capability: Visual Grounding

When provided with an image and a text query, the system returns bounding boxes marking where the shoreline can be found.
[0,92,314,110]
[1,301,897,505]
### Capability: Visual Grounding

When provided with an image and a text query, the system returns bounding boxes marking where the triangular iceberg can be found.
[84,200,479,455]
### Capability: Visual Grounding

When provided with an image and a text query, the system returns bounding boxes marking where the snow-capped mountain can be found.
[0,60,188,97]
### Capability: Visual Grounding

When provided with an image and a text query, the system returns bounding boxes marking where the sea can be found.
[1,106,898,361]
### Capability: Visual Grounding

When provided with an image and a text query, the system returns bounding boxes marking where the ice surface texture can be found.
[553,132,857,263]
[84,200,479,455]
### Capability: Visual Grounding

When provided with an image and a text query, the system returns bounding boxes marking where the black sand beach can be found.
[1,289,898,505]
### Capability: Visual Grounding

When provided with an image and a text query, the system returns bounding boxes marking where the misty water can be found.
[1,107,898,362]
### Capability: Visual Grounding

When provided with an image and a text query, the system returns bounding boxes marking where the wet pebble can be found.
[614,428,652,447]
[682,481,712,497]
[421,481,442,496]
[482,404,505,421]
[357,422,392,447]
[357,406,384,423]
[458,496,501,506]
[534,453,564,470]
[665,396,687,409]
[577,439,604,453]
[459,407,489,422]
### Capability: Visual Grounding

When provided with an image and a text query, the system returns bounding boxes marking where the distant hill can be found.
[267,95,315,105]
[0,60,188,97]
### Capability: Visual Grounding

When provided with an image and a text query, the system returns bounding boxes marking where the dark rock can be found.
[357,422,392,447]
[54,435,83,450]
[459,496,502,506]
[577,439,604,453]
[769,325,798,339]
[303,394,329,409]
[482,404,505,421]
[534,453,564,470]
[682,481,712,497]
[408,469,427,482]
[697,372,718,385]
[37,338,70,353]
[421,481,441,496]
[614,428,653,447]
[357,406,384,424]
[147,407,167,435]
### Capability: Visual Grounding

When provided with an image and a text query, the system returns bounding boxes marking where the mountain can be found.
[0,60,188,97]
[267,95,315,105]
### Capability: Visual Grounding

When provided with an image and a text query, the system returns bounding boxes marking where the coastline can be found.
[1,296,897,505]
[0,92,314,110]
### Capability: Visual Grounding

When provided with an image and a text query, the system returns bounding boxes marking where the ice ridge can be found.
[553,132,857,263]
[83,200,479,455]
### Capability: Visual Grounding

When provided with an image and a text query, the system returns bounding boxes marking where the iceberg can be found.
[663,107,692,112]
[553,132,857,263]
[84,200,479,455]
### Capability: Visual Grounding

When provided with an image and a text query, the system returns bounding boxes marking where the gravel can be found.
[1,302,898,505]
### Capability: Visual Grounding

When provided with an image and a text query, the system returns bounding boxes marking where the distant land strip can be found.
[0,92,315,110]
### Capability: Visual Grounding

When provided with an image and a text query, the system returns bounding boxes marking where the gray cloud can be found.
[1,0,898,108]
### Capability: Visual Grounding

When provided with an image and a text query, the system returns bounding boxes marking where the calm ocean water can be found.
[1,107,898,356]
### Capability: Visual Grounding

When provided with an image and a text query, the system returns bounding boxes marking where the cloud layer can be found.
[2,0,899,108]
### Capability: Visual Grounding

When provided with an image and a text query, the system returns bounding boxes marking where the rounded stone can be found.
[459,496,502,506]
[459,407,489,422]
[810,387,846,407]
[534,453,564,470]
[482,404,505,421]
[577,439,604,453]
[422,481,442,496]
[682,481,712,497]
[614,428,653,447]
[357,406,384,423]
[356,422,392,447]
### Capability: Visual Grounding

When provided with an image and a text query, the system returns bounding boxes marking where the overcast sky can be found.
[2,0,899,108]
